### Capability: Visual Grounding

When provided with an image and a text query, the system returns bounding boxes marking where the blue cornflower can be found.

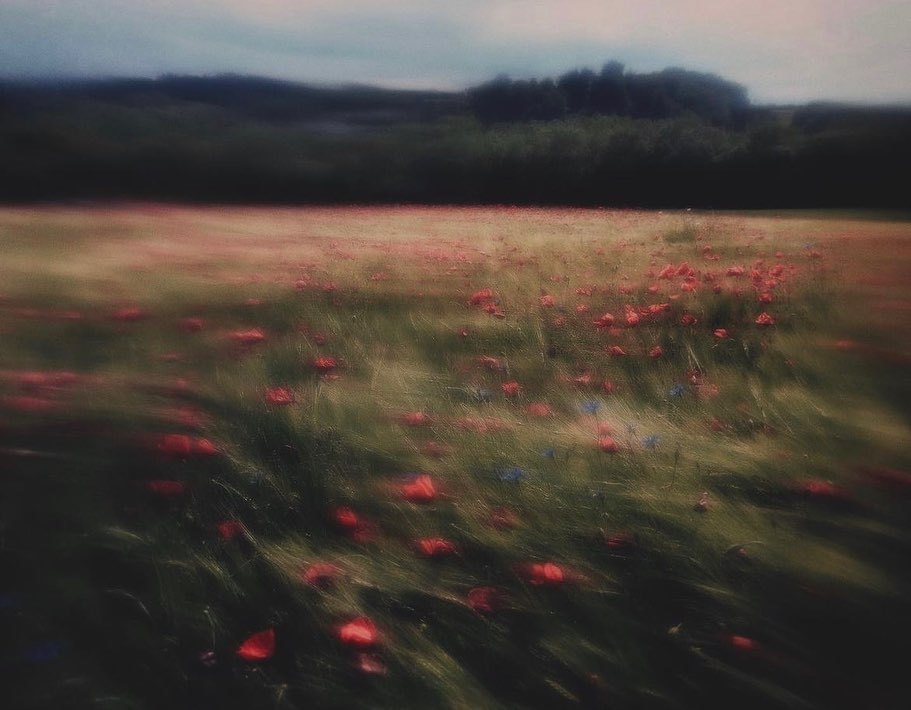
[498,466,525,482]
[540,448,556,459]
[580,399,602,414]
[669,384,686,398]
[643,435,660,450]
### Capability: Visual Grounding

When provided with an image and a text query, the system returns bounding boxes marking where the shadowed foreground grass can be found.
[1,206,910,709]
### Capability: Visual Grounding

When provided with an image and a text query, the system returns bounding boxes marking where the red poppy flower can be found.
[468,288,494,305]
[312,356,338,373]
[416,537,458,558]
[229,328,266,345]
[648,345,664,359]
[354,653,387,675]
[607,345,627,357]
[798,479,851,502]
[568,372,592,388]
[338,617,379,649]
[592,313,615,328]
[539,294,556,307]
[755,312,776,327]
[527,402,553,417]
[625,311,640,327]
[602,379,616,394]
[331,506,360,531]
[264,387,295,406]
[467,586,501,614]
[402,474,437,503]
[216,520,245,540]
[477,355,504,371]
[713,328,729,339]
[680,313,698,326]
[758,292,773,304]
[145,480,186,497]
[236,628,275,662]
[575,303,590,313]
[726,634,760,654]
[156,433,193,457]
[112,307,149,322]
[726,265,745,277]
[401,411,432,427]
[501,381,521,397]
[302,562,341,588]
[598,436,619,453]
[193,438,217,456]
[525,562,566,586]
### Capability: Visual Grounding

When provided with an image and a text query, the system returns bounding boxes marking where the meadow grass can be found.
[1,206,909,709]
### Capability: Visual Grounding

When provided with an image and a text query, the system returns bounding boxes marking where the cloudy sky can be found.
[1,0,909,104]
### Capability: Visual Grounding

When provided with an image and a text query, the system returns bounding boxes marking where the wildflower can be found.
[668,384,686,398]
[401,411,432,427]
[625,311,640,327]
[643,435,659,450]
[467,586,501,614]
[680,313,697,326]
[648,345,664,359]
[468,288,494,305]
[331,506,360,531]
[580,399,601,414]
[713,328,729,339]
[401,474,437,503]
[593,313,615,328]
[501,381,521,397]
[524,562,566,586]
[312,356,338,373]
[726,634,761,654]
[540,448,556,459]
[539,294,556,307]
[111,307,149,322]
[607,345,627,357]
[498,467,525,482]
[302,562,342,589]
[229,328,266,346]
[216,520,245,540]
[527,402,553,417]
[477,355,504,371]
[236,629,275,662]
[602,380,616,394]
[264,387,295,406]
[337,616,379,648]
[416,537,458,558]
[354,653,387,675]
[598,436,619,453]
[755,312,776,327]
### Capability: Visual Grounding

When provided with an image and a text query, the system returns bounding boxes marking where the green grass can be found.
[1,206,910,709]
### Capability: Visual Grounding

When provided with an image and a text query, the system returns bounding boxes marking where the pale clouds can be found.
[1,0,908,102]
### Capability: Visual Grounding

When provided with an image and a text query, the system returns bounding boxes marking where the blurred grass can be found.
[1,206,910,709]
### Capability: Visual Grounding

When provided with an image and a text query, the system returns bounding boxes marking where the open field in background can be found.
[1,206,910,709]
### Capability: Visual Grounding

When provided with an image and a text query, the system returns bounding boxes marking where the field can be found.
[1,206,910,709]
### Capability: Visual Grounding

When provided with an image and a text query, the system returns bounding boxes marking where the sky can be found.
[1,0,909,104]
